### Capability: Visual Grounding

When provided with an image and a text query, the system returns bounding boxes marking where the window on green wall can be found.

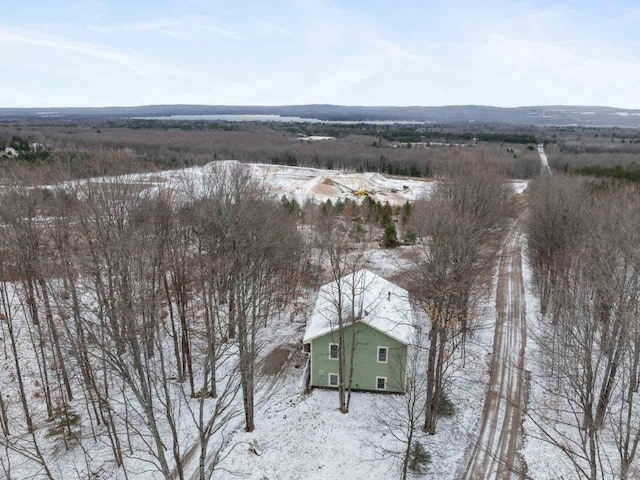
[377,346,388,363]
[329,343,339,360]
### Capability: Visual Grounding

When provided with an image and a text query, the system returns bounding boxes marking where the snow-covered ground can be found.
[511,180,528,195]
[537,144,551,175]
[520,237,576,478]
[365,246,416,277]
[68,160,527,207]
[427,287,497,479]
[250,163,432,206]
[1,163,532,479]
[212,251,498,480]
[297,135,335,141]
[519,237,635,479]
[0,241,495,480]
[77,161,434,207]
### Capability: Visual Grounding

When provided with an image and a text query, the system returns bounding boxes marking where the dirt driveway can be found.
[462,220,528,480]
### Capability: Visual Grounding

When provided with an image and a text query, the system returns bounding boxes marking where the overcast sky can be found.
[1,0,639,108]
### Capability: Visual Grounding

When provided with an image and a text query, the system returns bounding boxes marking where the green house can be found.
[303,269,414,393]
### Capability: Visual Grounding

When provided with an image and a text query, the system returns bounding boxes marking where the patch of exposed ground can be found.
[259,343,303,377]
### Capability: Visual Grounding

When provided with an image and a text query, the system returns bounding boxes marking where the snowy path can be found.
[462,220,528,480]
[537,144,551,176]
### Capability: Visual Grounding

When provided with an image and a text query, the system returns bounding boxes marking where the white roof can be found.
[303,269,415,345]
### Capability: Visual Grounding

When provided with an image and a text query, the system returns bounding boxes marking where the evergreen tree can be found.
[408,442,431,475]
[321,199,333,215]
[379,201,393,227]
[381,221,399,248]
[401,201,412,224]
[349,215,366,242]
[403,228,417,244]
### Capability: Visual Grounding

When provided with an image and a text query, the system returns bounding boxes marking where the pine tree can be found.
[401,201,412,224]
[379,201,393,227]
[381,222,399,248]
[408,442,431,475]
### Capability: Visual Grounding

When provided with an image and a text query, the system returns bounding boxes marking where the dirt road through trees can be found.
[462,221,528,479]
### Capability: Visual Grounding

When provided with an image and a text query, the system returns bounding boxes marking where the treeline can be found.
[0,147,159,185]
[473,132,537,144]
[526,175,640,479]
[560,140,640,154]
[574,163,640,183]
[106,118,242,131]
[270,151,428,177]
[546,143,640,175]
[0,125,541,182]
[284,194,416,247]
[103,119,537,144]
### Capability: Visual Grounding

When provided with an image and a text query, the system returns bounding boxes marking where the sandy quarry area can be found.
[93,160,434,206]
[74,160,527,206]
[249,162,434,206]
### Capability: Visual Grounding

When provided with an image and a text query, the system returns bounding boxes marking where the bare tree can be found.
[376,331,427,480]
[410,159,509,434]
[315,210,371,413]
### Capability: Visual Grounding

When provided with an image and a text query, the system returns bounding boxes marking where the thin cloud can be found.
[90,17,242,41]
[89,19,188,38]
[364,33,422,67]
[257,21,300,40]
[0,27,190,77]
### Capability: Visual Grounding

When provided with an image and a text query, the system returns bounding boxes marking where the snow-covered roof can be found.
[303,269,415,345]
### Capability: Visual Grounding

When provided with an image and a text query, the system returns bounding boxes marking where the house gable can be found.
[310,321,407,393]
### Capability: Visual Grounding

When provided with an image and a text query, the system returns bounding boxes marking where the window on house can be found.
[329,343,339,360]
[376,376,387,391]
[329,373,339,387]
[377,346,388,363]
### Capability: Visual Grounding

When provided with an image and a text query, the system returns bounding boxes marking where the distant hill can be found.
[2,104,640,127]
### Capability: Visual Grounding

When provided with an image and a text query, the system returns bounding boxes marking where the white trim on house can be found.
[328,373,339,387]
[375,376,387,391]
[310,341,313,386]
[376,346,388,364]
[329,343,339,360]
[404,345,410,391]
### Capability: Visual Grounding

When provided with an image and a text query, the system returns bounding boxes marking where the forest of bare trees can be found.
[3,131,640,480]
[0,149,518,479]
[0,163,308,479]
[0,123,541,182]
[526,176,640,479]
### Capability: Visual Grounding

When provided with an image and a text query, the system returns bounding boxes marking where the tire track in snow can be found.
[462,219,528,480]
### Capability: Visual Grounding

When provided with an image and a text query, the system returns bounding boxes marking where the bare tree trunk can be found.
[38,277,73,400]
[424,323,439,434]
